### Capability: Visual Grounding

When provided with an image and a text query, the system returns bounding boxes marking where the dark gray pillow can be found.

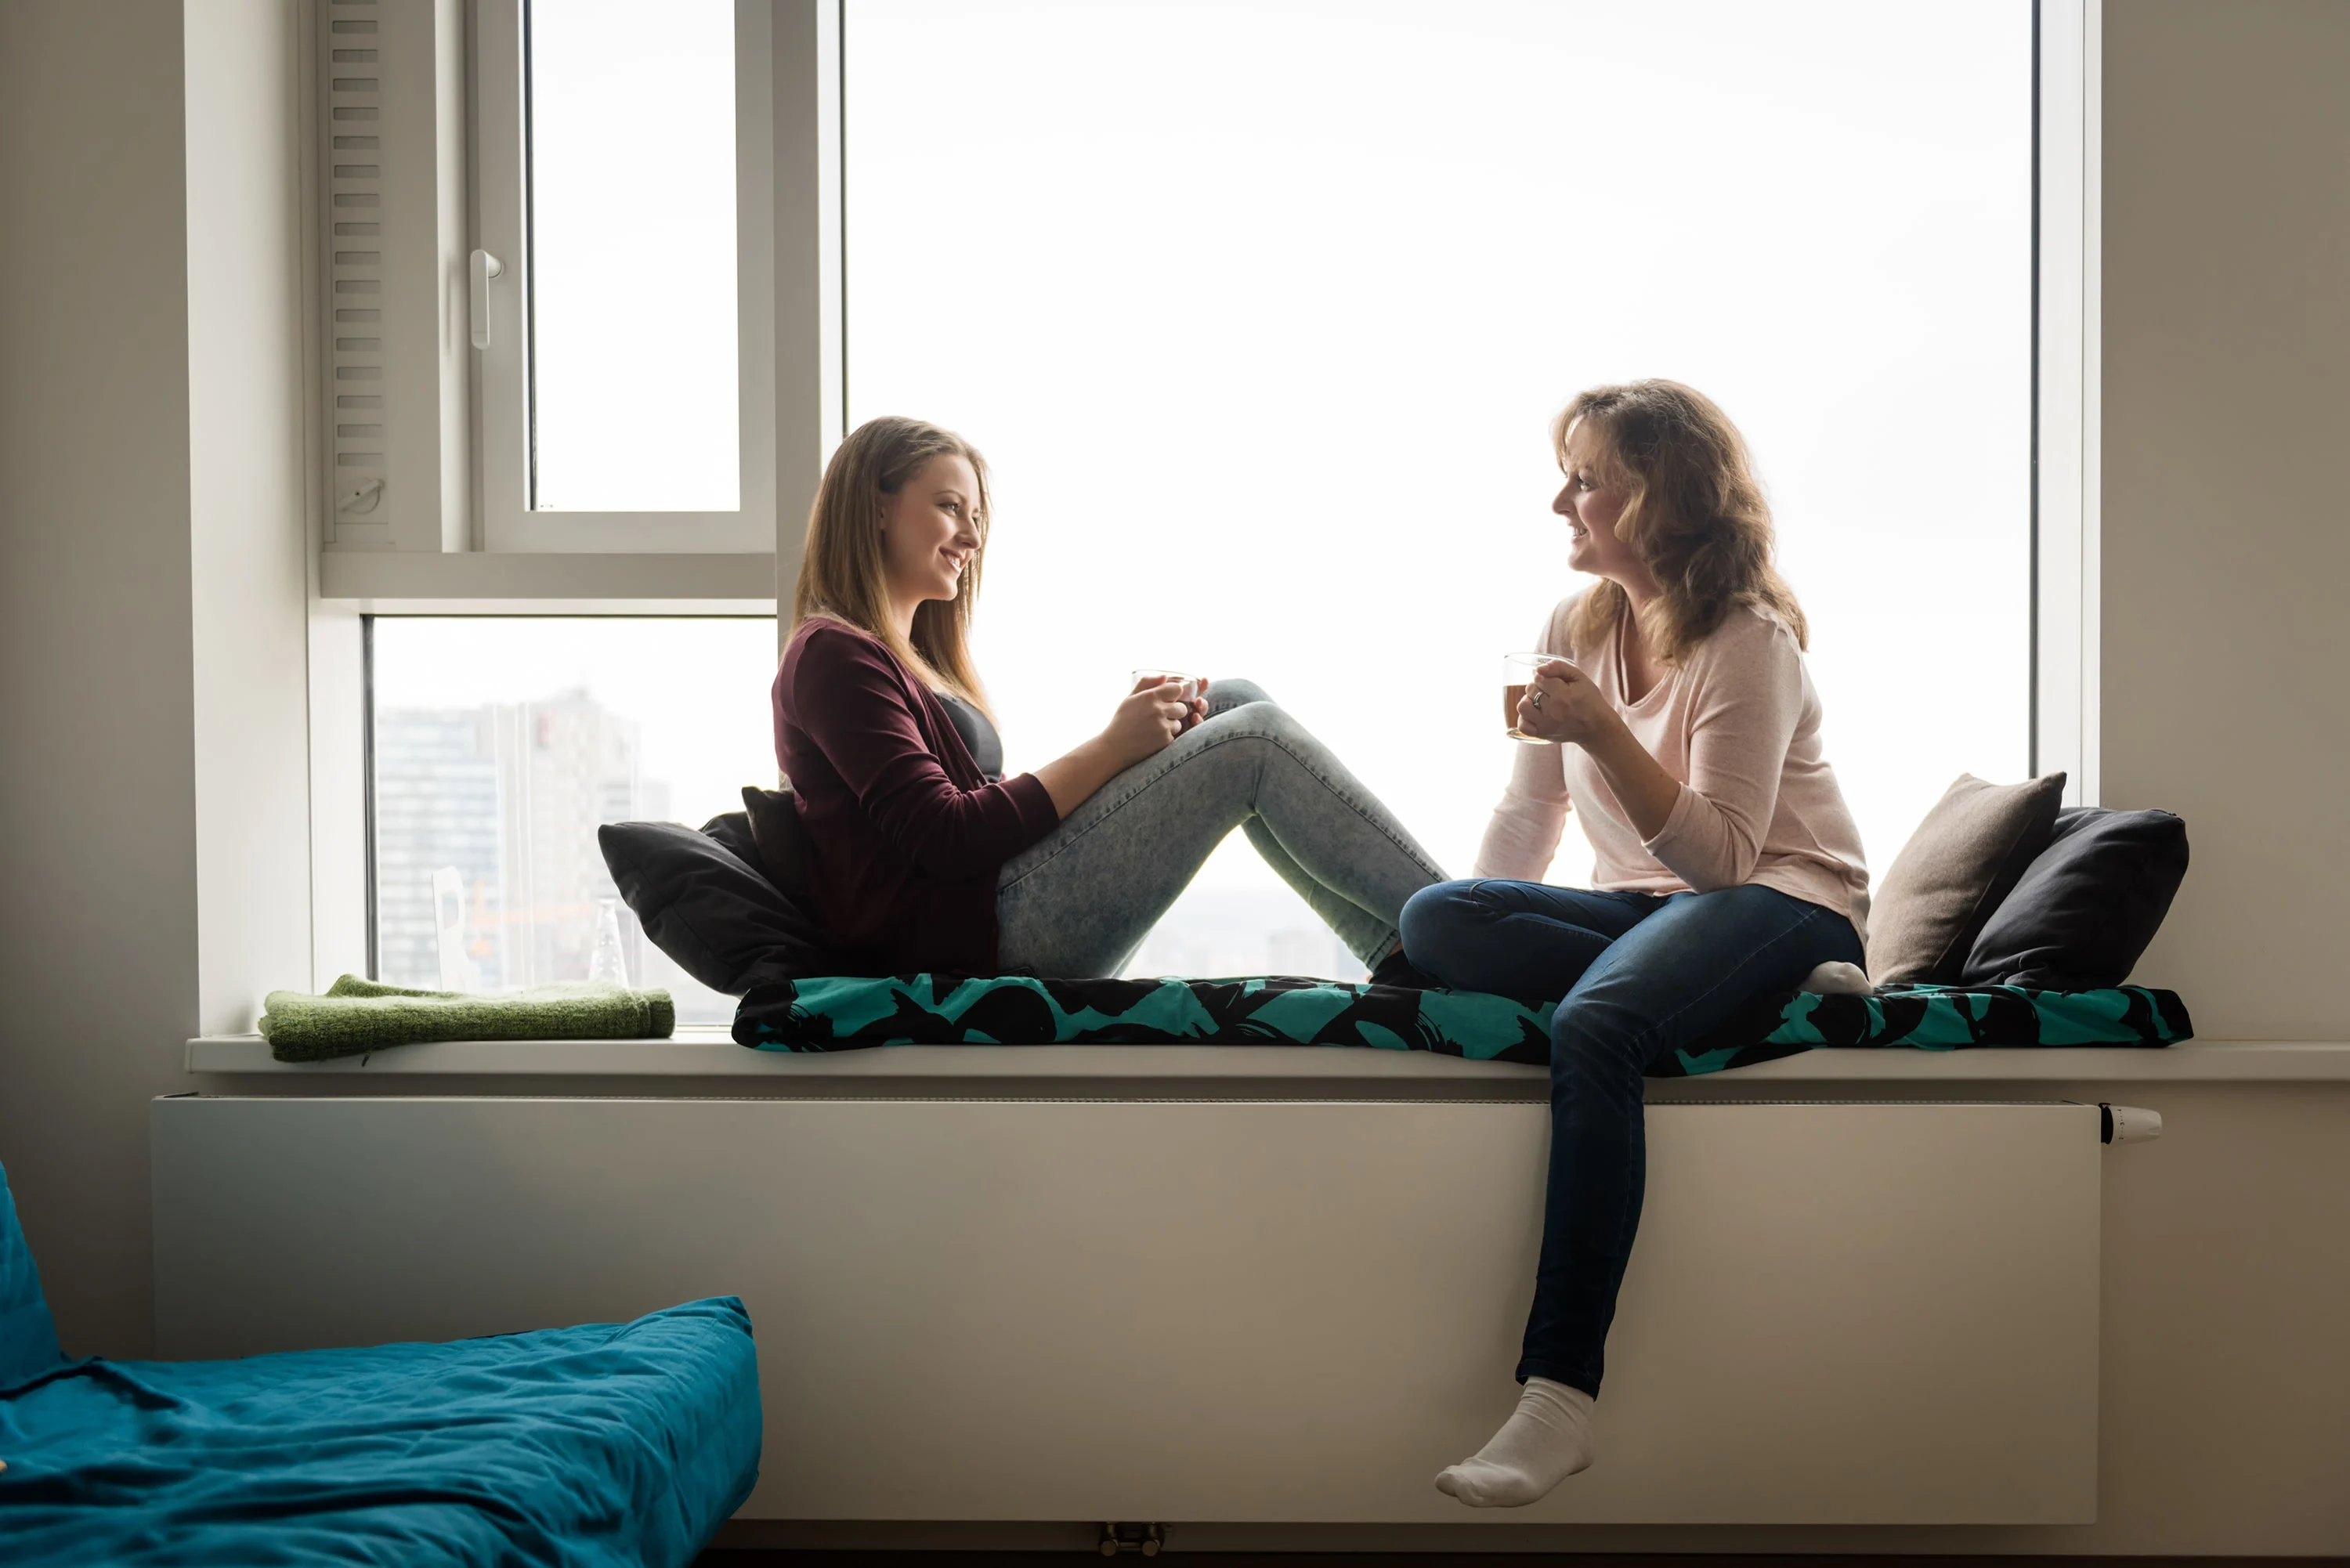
[1962,807,2188,988]
[739,785,817,898]
[1866,772,2067,985]
[598,812,833,994]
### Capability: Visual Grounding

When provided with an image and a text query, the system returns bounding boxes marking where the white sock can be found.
[1799,959,1873,995]
[1434,1377,1596,1508]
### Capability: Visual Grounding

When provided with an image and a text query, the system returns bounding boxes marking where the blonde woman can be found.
[773,415,1444,980]
[1401,381,1870,1507]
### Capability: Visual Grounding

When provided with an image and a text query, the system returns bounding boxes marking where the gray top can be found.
[937,691,1003,782]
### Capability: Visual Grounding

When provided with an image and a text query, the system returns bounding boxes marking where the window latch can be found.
[469,249,505,350]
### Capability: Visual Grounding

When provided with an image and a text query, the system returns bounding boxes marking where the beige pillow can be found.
[1867,772,2068,985]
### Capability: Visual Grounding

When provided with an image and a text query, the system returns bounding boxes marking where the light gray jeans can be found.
[995,680,1447,977]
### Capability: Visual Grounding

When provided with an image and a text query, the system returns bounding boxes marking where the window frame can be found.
[468,0,779,555]
[2033,0,2102,804]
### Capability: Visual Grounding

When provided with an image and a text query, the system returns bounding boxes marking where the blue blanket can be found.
[0,1294,760,1568]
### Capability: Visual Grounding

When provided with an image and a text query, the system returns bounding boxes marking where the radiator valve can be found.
[1098,1521,1166,1557]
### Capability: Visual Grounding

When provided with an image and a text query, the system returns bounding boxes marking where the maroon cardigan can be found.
[772,620,1060,974]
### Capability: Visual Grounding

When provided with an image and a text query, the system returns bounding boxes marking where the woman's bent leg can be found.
[996,688,1444,975]
[1199,677,1271,718]
[1522,885,1865,1395]
[995,749,1251,980]
[1400,880,1662,999]
[1197,698,1446,962]
[1203,681,1439,963]
[1199,680,1401,958]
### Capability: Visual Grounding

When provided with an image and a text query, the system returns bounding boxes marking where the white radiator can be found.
[150,1096,2100,1524]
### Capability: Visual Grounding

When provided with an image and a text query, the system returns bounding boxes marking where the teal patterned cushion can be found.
[735,974,2190,1078]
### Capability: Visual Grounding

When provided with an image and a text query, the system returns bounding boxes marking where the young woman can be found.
[774,414,1445,981]
[1401,381,1870,1508]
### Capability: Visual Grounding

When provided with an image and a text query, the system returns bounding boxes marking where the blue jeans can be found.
[1399,878,1864,1396]
[996,681,1446,977]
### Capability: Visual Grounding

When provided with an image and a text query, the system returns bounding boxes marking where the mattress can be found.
[0,1298,761,1568]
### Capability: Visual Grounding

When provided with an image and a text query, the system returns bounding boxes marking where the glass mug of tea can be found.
[1130,668,1203,703]
[1502,652,1571,743]
[1132,670,1206,734]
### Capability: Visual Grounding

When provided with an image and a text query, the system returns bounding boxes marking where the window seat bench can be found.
[157,1035,2349,1526]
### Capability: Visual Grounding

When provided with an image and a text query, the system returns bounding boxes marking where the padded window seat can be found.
[734,976,2189,1076]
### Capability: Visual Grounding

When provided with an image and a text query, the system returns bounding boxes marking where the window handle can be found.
[469,248,505,350]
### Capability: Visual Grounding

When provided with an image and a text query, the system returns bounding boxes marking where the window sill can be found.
[181,1035,2350,1098]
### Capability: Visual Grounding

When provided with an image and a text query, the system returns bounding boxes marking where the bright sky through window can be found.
[528,0,739,513]
[845,0,2032,973]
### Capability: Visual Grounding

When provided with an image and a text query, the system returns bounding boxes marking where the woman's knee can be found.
[1549,988,1659,1080]
[1204,677,1271,714]
[1202,693,1307,748]
[1400,880,1491,972]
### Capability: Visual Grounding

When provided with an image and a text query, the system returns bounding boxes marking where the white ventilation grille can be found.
[325,0,387,526]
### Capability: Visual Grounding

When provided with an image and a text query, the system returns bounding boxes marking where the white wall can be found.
[186,0,316,1036]
[0,0,310,1356]
[0,1,202,1357]
[2101,0,2350,1040]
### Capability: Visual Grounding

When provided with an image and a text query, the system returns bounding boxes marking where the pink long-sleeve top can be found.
[774,617,1061,974]
[1476,594,1871,944]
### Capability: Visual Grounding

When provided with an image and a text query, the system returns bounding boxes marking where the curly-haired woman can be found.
[1404,381,1871,1507]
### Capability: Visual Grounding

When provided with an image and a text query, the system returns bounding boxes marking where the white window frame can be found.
[2034,0,2102,805]
[468,0,779,555]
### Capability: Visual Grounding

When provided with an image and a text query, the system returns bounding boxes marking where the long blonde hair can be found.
[1558,380,1808,664]
[792,415,994,715]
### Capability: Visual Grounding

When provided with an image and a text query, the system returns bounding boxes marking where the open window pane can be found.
[369,617,778,1025]
[527,0,739,512]
[846,0,2032,977]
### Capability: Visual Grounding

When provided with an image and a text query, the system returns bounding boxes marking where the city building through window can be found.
[368,618,778,1023]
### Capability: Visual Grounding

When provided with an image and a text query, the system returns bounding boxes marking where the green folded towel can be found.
[259,975,675,1063]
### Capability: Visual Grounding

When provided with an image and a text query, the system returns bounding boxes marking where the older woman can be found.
[1403,381,1870,1507]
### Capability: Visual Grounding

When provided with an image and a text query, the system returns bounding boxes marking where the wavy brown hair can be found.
[1558,380,1807,664]
[791,415,994,716]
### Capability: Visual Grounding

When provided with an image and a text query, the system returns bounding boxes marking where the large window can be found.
[368,619,778,1024]
[401,2,2037,997]
[844,0,2034,975]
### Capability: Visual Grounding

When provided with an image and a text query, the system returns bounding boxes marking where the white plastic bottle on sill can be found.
[588,897,631,988]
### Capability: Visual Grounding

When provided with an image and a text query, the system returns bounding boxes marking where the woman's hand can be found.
[1514,659,1619,747]
[1179,677,1209,733]
[1514,659,1683,839]
[1101,675,1195,767]
[1032,676,1206,820]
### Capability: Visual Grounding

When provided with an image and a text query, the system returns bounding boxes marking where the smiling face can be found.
[1553,415,1644,583]
[877,453,982,616]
